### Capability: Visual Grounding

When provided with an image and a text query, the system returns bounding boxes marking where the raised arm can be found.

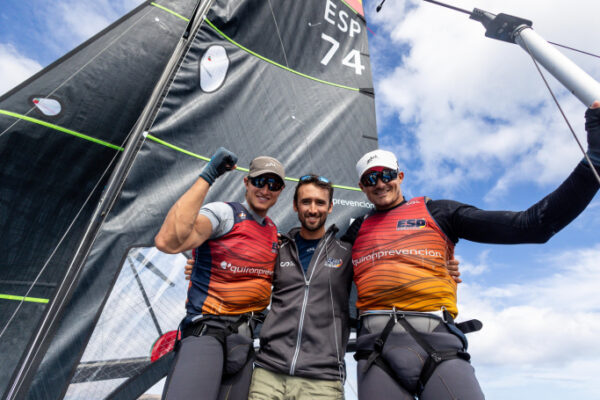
[433,104,600,244]
[155,147,237,253]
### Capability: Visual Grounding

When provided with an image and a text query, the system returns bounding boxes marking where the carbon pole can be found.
[2,1,214,398]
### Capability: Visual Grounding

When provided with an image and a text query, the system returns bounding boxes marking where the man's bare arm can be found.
[155,147,237,253]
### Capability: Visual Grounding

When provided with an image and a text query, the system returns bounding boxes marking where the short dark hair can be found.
[293,175,334,205]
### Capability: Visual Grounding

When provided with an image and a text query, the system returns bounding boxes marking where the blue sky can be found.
[2,0,600,399]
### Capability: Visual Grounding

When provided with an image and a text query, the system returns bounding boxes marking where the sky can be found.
[2,0,600,399]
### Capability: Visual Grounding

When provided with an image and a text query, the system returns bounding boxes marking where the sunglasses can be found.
[299,175,331,184]
[360,169,398,187]
[250,176,284,191]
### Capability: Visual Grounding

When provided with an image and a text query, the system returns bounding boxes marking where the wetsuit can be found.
[162,202,278,400]
[343,161,600,400]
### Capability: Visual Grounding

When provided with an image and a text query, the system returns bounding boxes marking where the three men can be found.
[347,104,600,399]
[155,148,285,400]
[183,174,460,399]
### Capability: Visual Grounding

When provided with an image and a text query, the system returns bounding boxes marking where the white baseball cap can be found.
[355,149,399,179]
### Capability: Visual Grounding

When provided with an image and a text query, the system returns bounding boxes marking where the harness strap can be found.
[396,314,470,396]
[355,312,477,397]
[354,315,413,394]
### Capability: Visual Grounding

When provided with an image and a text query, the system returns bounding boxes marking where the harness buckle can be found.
[431,352,442,363]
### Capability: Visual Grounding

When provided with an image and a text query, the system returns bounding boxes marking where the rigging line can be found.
[146,133,363,191]
[267,0,290,69]
[0,294,49,304]
[0,110,124,151]
[421,0,471,15]
[127,255,163,337]
[548,41,600,60]
[521,37,600,186]
[265,0,316,179]
[0,6,156,141]
[0,142,124,342]
[204,18,361,92]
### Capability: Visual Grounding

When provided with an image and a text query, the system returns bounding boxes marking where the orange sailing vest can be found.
[187,202,278,315]
[352,197,458,316]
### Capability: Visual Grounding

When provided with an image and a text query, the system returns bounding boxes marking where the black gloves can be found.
[199,147,238,185]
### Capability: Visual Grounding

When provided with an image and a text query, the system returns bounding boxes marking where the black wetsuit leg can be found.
[419,358,484,400]
[357,359,413,400]
[217,353,255,400]
[162,335,224,400]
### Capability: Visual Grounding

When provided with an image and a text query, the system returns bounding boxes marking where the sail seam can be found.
[0,294,49,304]
[0,110,124,151]
[203,18,361,92]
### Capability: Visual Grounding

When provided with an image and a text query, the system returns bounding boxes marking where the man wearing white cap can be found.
[156,148,286,400]
[345,104,600,399]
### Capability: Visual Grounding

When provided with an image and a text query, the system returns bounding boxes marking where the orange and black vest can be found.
[187,202,278,315]
[352,197,458,316]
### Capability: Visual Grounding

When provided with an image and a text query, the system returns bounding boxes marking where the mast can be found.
[469,8,600,107]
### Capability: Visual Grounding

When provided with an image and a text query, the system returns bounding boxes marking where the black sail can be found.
[1,0,377,398]
[0,0,202,398]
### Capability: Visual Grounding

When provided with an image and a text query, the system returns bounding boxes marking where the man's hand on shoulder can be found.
[184,258,194,280]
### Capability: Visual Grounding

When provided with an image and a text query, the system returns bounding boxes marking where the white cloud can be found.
[456,246,600,395]
[369,0,600,199]
[456,250,490,276]
[0,44,42,95]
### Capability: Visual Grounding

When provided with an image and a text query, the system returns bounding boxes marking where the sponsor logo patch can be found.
[280,261,296,268]
[218,260,273,276]
[325,258,343,268]
[396,218,426,230]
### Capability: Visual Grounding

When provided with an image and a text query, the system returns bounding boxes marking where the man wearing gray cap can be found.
[155,147,286,400]
[345,105,600,399]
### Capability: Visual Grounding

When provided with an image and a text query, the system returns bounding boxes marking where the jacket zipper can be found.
[289,231,332,375]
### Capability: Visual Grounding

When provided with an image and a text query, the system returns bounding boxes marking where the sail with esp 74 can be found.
[0,0,376,398]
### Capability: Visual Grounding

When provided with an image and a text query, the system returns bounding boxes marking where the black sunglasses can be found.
[299,175,331,184]
[250,176,284,191]
[360,169,398,187]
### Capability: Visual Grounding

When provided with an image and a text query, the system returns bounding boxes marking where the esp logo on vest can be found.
[396,218,426,230]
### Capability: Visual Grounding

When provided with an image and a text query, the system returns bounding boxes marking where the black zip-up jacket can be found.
[255,225,353,381]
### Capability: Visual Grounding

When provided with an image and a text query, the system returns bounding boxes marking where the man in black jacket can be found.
[250,175,352,399]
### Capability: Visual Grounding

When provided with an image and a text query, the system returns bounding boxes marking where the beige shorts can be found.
[248,366,344,400]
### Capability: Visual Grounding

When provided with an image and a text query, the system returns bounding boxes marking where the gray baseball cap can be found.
[248,156,285,182]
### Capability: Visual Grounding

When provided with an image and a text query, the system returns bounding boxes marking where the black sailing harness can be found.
[354,310,482,398]
[177,312,265,375]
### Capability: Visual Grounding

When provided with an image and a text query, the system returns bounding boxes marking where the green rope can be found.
[0,110,123,151]
[150,2,190,22]
[0,294,49,304]
[149,3,361,93]
[146,134,361,191]
[204,19,360,92]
